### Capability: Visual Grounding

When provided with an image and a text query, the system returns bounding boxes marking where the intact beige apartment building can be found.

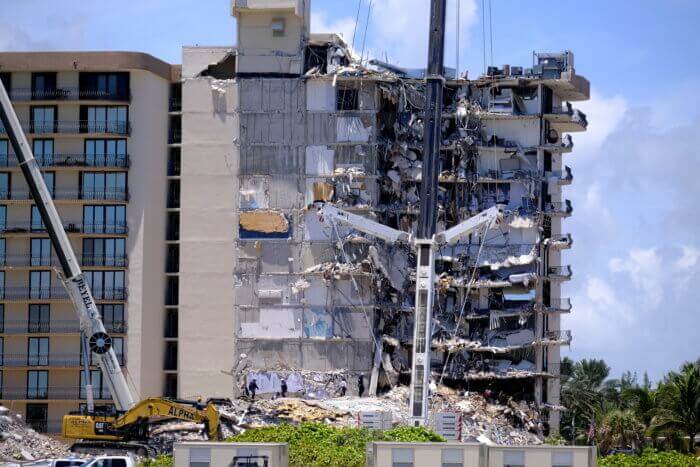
[0,52,180,431]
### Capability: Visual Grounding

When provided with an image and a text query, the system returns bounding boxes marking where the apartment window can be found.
[165,276,178,306]
[392,448,414,467]
[0,172,10,199]
[0,369,3,398]
[79,72,129,100]
[168,147,181,176]
[166,212,179,241]
[30,106,57,134]
[165,309,178,338]
[81,172,127,200]
[189,448,211,467]
[0,336,3,366]
[0,238,5,266]
[85,139,127,167]
[441,449,464,467]
[84,270,125,300]
[0,304,4,333]
[552,451,573,467]
[29,304,50,333]
[25,403,48,432]
[42,172,55,197]
[83,205,126,234]
[80,369,110,400]
[32,139,54,166]
[27,370,49,399]
[166,244,179,273]
[336,88,359,111]
[83,238,126,267]
[164,374,177,398]
[31,238,52,266]
[81,106,128,134]
[31,72,57,100]
[271,18,286,37]
[0,139,8,167]
[503,451,525,467]
[28,337,49,366]
[167,179,180,209]
[0,271,4,301]
[164,341,177,371]
[30,271,51,299]
[31,205,46,231]
[0,205,6,231]
[99,304,125,332]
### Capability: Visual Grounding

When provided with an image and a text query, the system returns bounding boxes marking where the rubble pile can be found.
[0,405,71,462]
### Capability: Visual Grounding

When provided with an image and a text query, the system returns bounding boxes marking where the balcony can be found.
[0,287,127,301]
[541,298,573,313]
[477,169,538,183]
[546,265,573,281]
[0,121,130,136]
[544,200,573,217]
[0,222,128,236]
[0,255,127,269]
[546,103,588,132]
[0,189,129,202]
[9,88,130,102]
[0,320,127,334]
[0,154,130,169]
[0,352,125,367]
[544,233,573,250]
[547,166,573,185]
[82,255,129,267]
[541,330,572,345]
[0,386,113,401]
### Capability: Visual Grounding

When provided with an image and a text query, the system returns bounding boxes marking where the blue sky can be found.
[2,0,699,381]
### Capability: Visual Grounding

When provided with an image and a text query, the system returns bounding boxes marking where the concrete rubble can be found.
[0,405,71,462]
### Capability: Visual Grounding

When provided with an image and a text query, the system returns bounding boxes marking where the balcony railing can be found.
[0,121,130,136]
[542,330,572,344]
[542,298,573,313]
[0,352,125,367]
[0,320,127,334]
[544,234,573,250]
[0,386,113,401]
[0,287,127,301]
[478,169,538,182]
[0,222,128,235]
[0,255,126,268]
[9,88,130,102]
[0,190,129,201]
[547,265,573,281]
[81,255,128,267]
[0,154,129,169]
[544,200,573,217]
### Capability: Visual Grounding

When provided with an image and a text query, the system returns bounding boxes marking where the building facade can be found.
[0,52,177,431]
[0,0,587,434]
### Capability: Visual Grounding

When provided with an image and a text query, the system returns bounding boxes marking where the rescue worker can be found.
[248,378,259,400]
[358,374,365,397]
[339,377,348,397]
[281,379,288,398]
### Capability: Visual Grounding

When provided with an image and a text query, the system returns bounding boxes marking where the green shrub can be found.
[228,422,444,467]
[139,455,174,467]
[544,433,567,446]
[599,448,700,466]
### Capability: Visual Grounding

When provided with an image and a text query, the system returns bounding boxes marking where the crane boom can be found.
[0,81,136,411]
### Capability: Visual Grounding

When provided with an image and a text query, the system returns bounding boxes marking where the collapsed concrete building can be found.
[177,0,589,433]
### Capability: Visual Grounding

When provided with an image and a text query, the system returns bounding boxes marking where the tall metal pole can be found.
[409,0,447,427]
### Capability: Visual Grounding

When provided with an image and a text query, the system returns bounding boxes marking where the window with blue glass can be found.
[83,205,126,234]
[31,238,52,266]
[32,139,53,166]
[83,106,128,134]
[28,337,49,366]
[0,140,8,167]
[0,173,10,199]
[0,205,5,232]
[30,106,56,134]
[0,238,5,267]
[42,172,55,197]
[85,139,127,167]
[81,172,126,200]
[31,205,45,231]
[83,238,125,267]
[27,370,48,399]
[29,271,51,299]
[29,304,50,333]
[84,270,125,300]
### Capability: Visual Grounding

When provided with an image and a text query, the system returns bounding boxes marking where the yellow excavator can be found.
[0,81,223,455]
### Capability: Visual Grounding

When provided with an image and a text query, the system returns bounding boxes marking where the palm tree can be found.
[622,384,658,427]
[574,359,611,387]
[649,362,700,452]
[596,409,646,454]
[561,367,603,442]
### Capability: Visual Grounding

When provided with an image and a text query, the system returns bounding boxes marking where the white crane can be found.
[318,203,504,425]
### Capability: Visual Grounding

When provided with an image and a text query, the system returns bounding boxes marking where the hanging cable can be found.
[351,0,363,51]
[360,0,374,65]
[481,0,487,73]
[488,0,494,66]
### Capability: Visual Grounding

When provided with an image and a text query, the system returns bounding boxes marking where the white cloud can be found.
[573,89,627,157]
[310,11,356,44]
[674,245,700,271]
[609,248,664,308]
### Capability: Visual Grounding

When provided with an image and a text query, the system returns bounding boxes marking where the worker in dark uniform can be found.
[358,374,365,397]
[280,379,288,398]
[248,379,259,400]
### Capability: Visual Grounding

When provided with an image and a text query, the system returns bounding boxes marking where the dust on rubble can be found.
[0,405,71,462]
